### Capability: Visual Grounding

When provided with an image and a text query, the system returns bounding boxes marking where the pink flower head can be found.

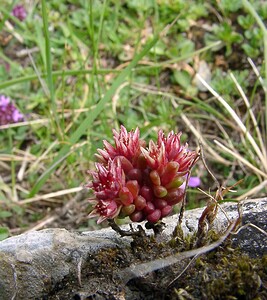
[96,126,145,166]
[180,176,201,191]
[141,130,197,175]
[188,176,201,188]
[87,157,139,223]
[87,158,126,200]
[89,199,119,224]
[0,95,24,126]
[157,130,197,172]
[141,140,167,171]
[12,5,27,21]
[87,126,199,224]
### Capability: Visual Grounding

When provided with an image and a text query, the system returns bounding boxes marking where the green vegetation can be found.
[0,0,266,239]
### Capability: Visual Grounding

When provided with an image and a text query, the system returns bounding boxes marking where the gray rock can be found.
[0,198,266,300]
[0,229,120,300]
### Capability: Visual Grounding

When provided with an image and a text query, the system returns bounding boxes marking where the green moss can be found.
[170,248,267,300]
[46,226,267,299]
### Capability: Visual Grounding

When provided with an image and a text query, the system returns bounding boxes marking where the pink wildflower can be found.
[179,175,201,194]
[0,95,24,126]
[87,126,198,224]
[12,5,27,21]
[89,199,119,224]
[86,158,126,200]
[157,130,197,173]
[96,126,145,166]
[188,176,201,188]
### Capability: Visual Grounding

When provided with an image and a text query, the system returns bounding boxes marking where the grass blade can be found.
[196,73,267,173]
[41,0,60,134]
[28,34,160,197]
[214,140,267,179]
[230,72,267,161]
[0,69,117,90]
[242,0,267,144]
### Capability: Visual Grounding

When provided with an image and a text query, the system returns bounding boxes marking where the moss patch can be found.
[46,230,267,300]
[166,248,267,300]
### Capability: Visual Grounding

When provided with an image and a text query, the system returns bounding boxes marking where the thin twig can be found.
[17,146,30,182]
[108,219,145,237]
[199,143,220,189]
[28,51,50,97]
[247,57,267,93]
[19,187,84,204]
[178,149,200,225]
[5,20,23,43]
[232,222,267,237]
[167,254,199,288]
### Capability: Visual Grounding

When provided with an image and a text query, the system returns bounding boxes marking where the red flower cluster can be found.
[86,126,198,224]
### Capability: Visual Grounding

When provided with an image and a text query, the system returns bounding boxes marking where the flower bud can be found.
[119,187,134,206]
[140,186,153,202]
[166,188,184,205]
[130,211,145,222]
[150,170,161,186]
[165,176,184,189]
[127,168,142,182]
[116,156,133,174]
[161,161,179,185]
[153,185,168,198]
[154,198,167,209]
[143,201,155,215]
[120,204,135,217]
[136,153,147,169]
[126,180,139,199]
[147,209,161,223]
[134,195,147,211]
[161,205,172,217]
